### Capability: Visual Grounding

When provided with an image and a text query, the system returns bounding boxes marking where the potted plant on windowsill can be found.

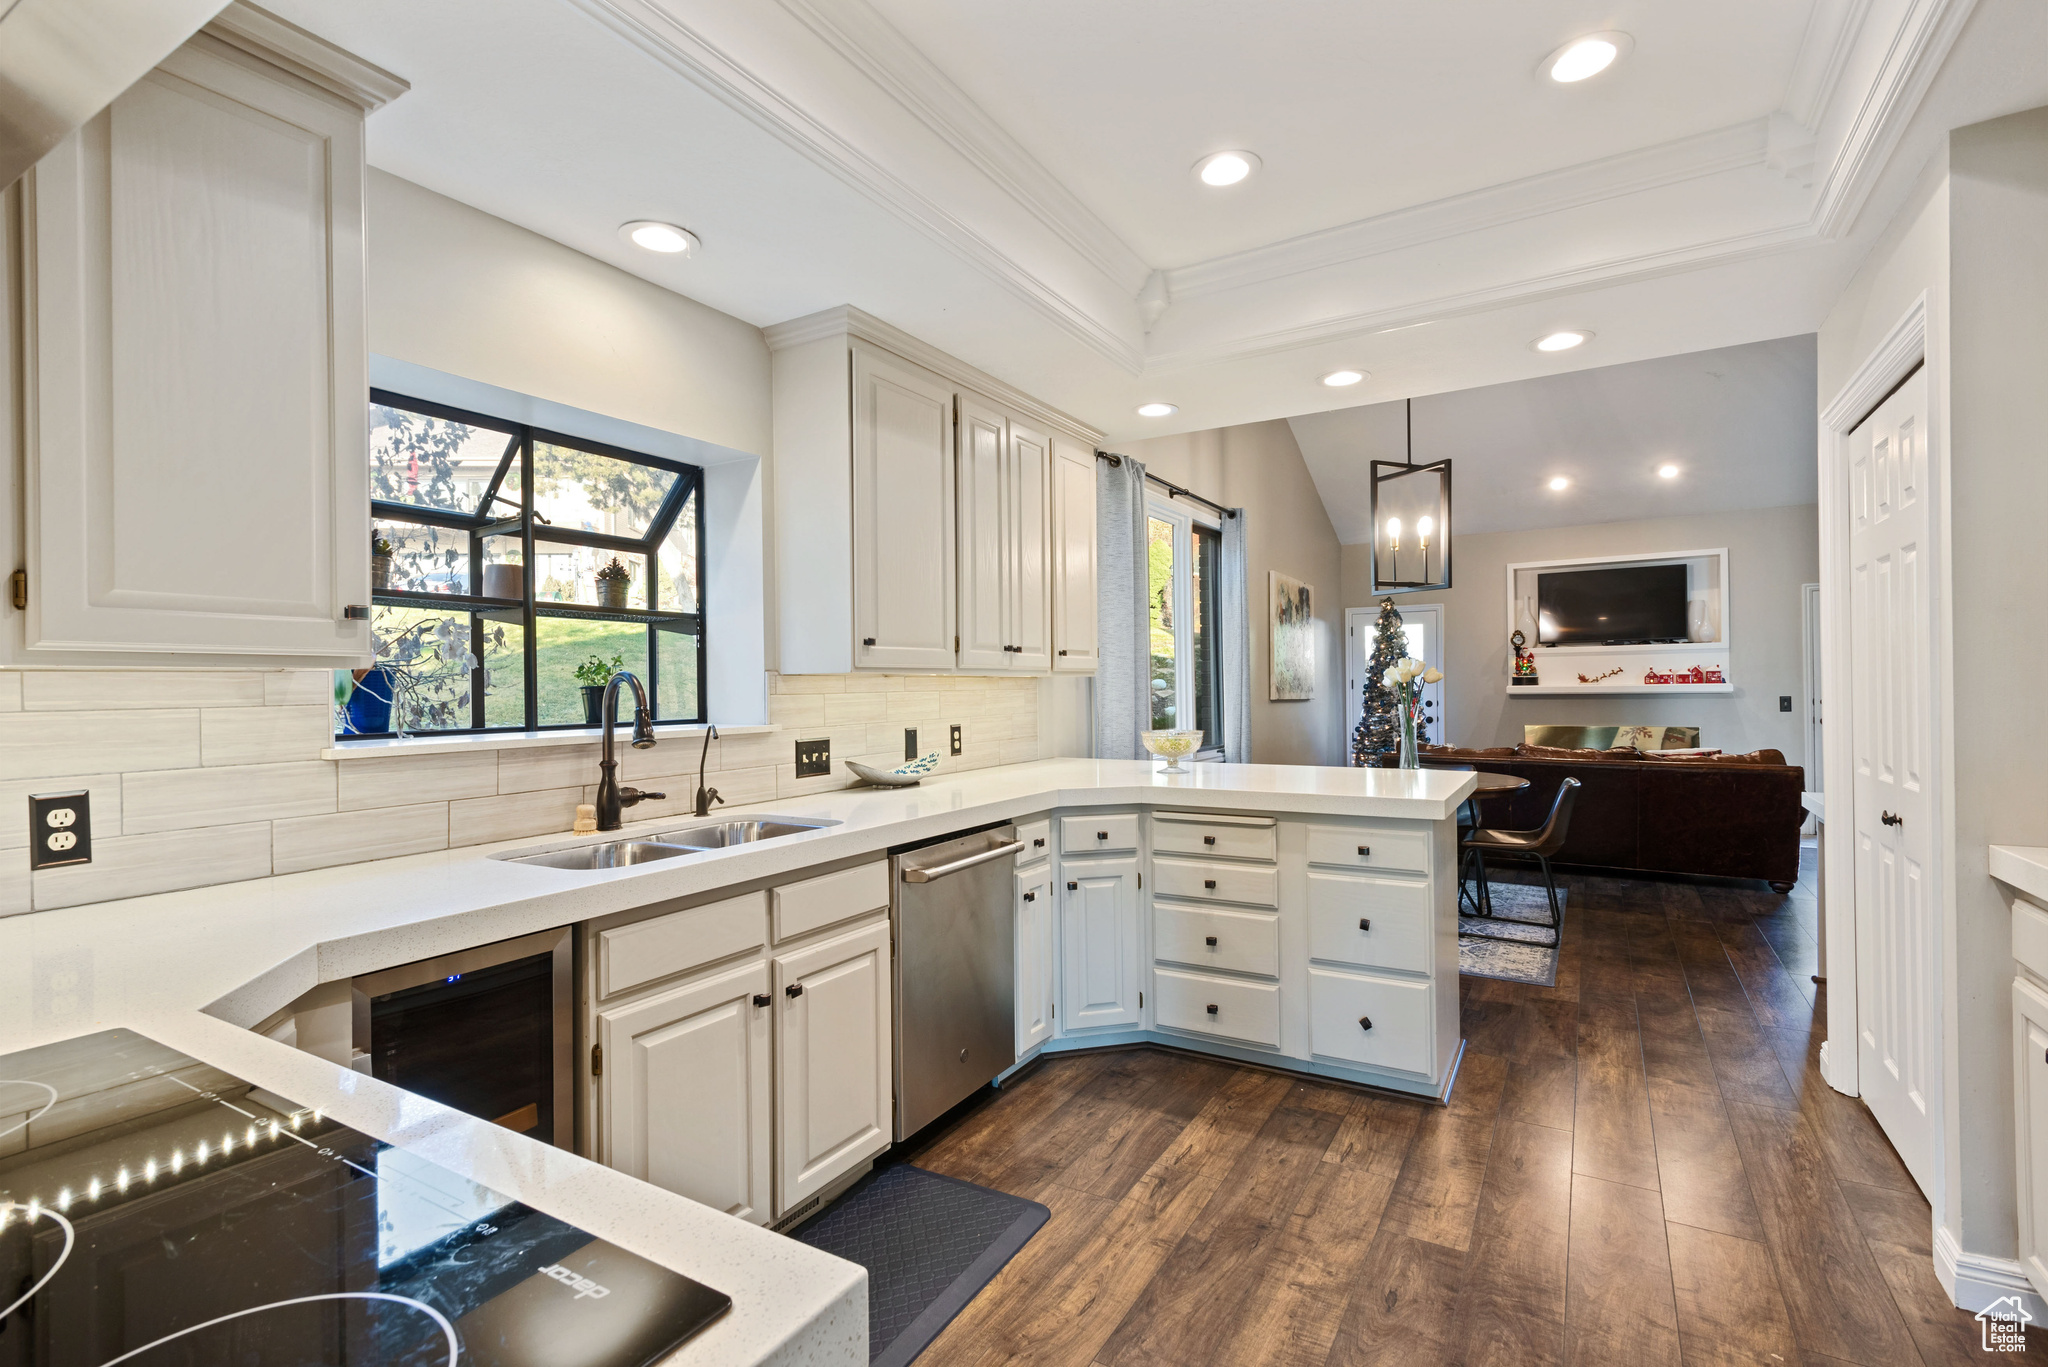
[575,651,627,725]
[595,556,632,610]
[371,533,394,592]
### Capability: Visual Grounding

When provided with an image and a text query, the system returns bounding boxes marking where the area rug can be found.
[1459,881,1567,987]
[789,1162,1049,1366]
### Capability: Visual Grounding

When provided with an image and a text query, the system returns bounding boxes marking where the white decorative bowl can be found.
[1141,729,1204,773]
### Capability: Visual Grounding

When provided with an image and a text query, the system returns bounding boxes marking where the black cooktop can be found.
[0,1029,729,1366]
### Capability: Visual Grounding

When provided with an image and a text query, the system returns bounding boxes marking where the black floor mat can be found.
[789,1163,1049,1366]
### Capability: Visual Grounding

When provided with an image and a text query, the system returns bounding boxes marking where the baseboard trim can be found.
[1935,1225,2046,1318]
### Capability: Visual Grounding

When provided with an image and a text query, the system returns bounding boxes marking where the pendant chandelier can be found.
[1369,397,1452,594]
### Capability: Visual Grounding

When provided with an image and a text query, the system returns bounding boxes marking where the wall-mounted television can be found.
[1537,563,1689,645]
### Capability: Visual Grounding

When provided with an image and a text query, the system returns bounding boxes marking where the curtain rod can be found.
[1095,451,1237,519]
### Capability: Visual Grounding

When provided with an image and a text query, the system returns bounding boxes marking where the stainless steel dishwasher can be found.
[891,823,1021,1139]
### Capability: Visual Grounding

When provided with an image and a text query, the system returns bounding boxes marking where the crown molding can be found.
[566,0,1144,374]
[765,305,1106,446]
[1809,0,1977,239]
[205,1,409,110]
[774,0,1150,295]
[1165,119,1772,303]
[1782,0,1875,130]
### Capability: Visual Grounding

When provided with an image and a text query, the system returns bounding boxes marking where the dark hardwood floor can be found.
[907,849,2029,1366]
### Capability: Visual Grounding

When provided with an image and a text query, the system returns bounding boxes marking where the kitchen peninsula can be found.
[0,758,1474,1366]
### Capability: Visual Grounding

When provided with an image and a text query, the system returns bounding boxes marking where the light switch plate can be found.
[904,728,918,761]
[29,790,91,869]
[795,737,831,778]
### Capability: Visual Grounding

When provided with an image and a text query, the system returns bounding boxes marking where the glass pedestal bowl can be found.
[1141,729,1204,773]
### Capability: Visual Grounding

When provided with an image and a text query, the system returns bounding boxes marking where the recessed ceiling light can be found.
[1548,476,1571,491]
[1544,33,1630,83]
[1136,402,1179,418]
[1658,463,1680,479]
[620,220,699,255]
[1534,330,1590,352]
[1193,151,1260,187]
[1320,369,1366,387]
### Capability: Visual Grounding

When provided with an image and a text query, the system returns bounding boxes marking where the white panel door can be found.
[1008,419,1052,671]
[774,919,893,1210]
[1050,436,1099,672]
[595,959,771,1224]
[1847,365,1935,1197]
[955,394,1009,670]
[1016,863,1055,1053]
[24,39,369,660]
[1345,603,1445,751]
[1059,857,1140,1030]
[851,342,955,670]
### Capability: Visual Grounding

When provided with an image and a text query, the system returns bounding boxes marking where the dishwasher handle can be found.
[901,838,1024,882]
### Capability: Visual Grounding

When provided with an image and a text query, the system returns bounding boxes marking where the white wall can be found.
[1113,420,1346,766]
[1340,506,1819,761]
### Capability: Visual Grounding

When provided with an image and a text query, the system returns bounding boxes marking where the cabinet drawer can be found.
[1152,856,1278,908]
[598,892,767,999]
[1151,814,1276,863]
[1307,873,1431,975]
[1062,813,1139,854]
[1309,968,1433,1075]
[1154,902,1280,978]
[1305,824,1430,874]
[772,861,890,943]
[1153,967,1281,1048]
[1016,818,1052,865]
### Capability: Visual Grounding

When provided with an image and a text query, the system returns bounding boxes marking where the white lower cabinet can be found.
[774,919,894,1209]
[1060,855,1142,1031]
[2013,975,2048,1295]
[1016,862,1055,1054]
[1309,968,1433,1075]
[594,959,772,1224]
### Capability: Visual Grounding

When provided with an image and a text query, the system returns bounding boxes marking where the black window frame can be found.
[347,389,707,739]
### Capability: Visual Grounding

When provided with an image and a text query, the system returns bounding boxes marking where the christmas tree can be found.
[1351,597,1407,766]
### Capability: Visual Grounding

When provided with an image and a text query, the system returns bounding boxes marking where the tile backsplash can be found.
[0,669,1042,916]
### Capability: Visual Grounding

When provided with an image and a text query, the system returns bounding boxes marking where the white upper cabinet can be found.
[12,13,402,665]
[850,342,956,672]
[1050,436,1099,672]
[767,307,1099,676]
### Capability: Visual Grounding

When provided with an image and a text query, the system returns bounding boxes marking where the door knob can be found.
[785,983,804,998]
[1881,811,1902,827]
[752,993,771,1008]
[1205,935,1218,946]
[1358,1016,1373,1031]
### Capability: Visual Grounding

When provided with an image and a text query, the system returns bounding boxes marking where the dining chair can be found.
[1460,777,1580,948]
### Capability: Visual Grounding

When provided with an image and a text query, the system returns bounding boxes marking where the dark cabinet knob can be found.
[862,636,876,646]
[1881,811,1902,827]
[1067,881,1078,890]
[1205,935,1218,946]
[1359,918,1371,931]
[1204,879,1217,890]
[1033,837,1045,847]
[1358,1016,1373,1031]
[1203,835,1216,845]
[785,983,804,999]
[1357,845,1371,857]
[1023,891,1036,902]
[1058,649,1069,656]
[1097,830,1109,840]
[1206,1004,1219,1015]
[752,993,771,1008]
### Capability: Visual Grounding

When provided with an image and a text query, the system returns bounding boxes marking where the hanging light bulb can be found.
[1417,515,1434,550]
[1385,516,1402,552]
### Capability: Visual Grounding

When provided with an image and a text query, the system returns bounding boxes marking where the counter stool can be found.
[1461,777,1580,949]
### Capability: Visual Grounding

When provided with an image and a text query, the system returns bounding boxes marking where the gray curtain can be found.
[1094,455,1150,760]
[1219,508,1251,763]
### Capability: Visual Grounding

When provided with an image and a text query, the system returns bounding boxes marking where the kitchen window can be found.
[1146,499,1223,754]
[341,391,705,738]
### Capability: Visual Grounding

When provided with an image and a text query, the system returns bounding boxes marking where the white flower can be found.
[1380,668,1400,689]
[1422,667,1443,684]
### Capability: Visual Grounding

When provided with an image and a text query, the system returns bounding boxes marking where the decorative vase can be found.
[1141,728,1203,774]
[580,685,610,725]
[370,555,392,592]
[483,562,522,600]
[598,577,629,610]
[1398,710,1419,769]
[343,667,396,735]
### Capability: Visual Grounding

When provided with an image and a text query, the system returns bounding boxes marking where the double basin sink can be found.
[497,817,838,871]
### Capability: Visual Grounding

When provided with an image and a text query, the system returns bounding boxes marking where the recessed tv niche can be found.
[1537,563,1689,645]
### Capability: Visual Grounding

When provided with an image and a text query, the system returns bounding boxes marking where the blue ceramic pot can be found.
[343,667,396,735]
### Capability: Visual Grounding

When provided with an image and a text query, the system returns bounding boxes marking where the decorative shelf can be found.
[1505,682,1735,697]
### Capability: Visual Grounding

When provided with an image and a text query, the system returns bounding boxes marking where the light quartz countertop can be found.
[0,756,1473,1367]
[1992,845,2048,907]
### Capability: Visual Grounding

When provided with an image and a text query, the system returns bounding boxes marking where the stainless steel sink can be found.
[501,840,698,870]
[654,817,839,848]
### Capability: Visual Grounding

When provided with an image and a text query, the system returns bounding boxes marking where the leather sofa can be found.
[1420,742,1807,891]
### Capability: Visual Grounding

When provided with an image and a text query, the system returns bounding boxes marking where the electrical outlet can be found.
[794,737,831,778]
[1779,695,1793,713]
[949,724,963,756]
[904,728,918,761]
[29,791,91,869]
